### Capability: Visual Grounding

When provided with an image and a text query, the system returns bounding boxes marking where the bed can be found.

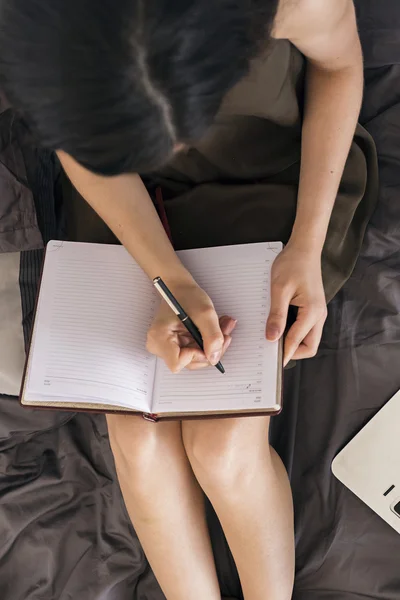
[1,2,400,599]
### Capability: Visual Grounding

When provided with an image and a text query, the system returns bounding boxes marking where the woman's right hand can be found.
[146,281,237,373]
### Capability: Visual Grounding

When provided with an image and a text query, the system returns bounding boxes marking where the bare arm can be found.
[285,0,363,252]
[58,151,191,283]
[58,151,229,370]
[268,0,363,362]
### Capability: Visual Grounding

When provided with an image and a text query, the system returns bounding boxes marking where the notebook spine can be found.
[142,413,159,423]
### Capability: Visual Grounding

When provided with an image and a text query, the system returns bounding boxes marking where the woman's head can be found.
[0,0,278,175]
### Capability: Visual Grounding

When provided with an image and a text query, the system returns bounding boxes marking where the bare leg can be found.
[107,415,220,600]
[182,417,294,600]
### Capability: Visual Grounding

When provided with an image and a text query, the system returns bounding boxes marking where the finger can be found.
[179,333,197,348]
[195,307,225,366]
[178,346,207,371]
[147,329,201,373]
[219,316,237,336]
[266,283,292,342]
[150,335,181,372]
[181,332,233,372]
[291,317,325,361]
[186,336,232,370]
[180,318,235,350]
[185,361,212,371]
[148,316,236,372]
[146,325,172,357]
[283,307,320,366]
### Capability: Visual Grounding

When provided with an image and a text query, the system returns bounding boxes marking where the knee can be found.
[107,415,164,482]
[183,426,271,494]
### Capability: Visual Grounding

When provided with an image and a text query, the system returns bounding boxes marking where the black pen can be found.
[153,277,225,374]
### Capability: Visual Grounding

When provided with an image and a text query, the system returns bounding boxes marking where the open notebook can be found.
[20,241,283,420]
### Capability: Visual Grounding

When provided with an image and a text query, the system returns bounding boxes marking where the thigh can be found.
[107,414,183,472]
[182,415,270,453]
[181,416,271,476]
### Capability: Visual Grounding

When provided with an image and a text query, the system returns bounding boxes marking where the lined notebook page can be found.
[25,241,157,411]
[152,242,282,414]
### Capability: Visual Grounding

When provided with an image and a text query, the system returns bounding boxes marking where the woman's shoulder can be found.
[272,0,351,40]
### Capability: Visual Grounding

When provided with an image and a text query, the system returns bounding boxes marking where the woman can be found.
[0,0,377,598]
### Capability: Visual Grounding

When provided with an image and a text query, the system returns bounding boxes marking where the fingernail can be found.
[226,319,237,335]
[267,326,280,341]
[283,354,292,367]
[210,351,221,365]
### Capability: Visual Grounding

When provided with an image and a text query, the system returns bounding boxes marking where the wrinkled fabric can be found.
[0,97,43,253]
[0,134,62,394]
[19,152,64,350]
[0,2,399,600]
[283,3,400,597]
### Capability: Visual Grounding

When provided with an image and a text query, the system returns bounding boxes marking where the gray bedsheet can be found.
[1,2,400,599]
[286,3,400,597]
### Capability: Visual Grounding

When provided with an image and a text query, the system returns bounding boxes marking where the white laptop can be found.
[332,388,400,534]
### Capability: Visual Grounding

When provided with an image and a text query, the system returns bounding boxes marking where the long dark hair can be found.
[0,0,278,175]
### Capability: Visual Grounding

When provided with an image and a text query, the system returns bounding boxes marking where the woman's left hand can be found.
[266,243,328,366]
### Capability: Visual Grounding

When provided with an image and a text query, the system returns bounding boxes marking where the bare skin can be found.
[59,2,363,598]
[108,415,294,600]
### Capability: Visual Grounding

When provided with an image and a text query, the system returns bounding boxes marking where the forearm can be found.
[289,52,363,253]
[58,151,192,284]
